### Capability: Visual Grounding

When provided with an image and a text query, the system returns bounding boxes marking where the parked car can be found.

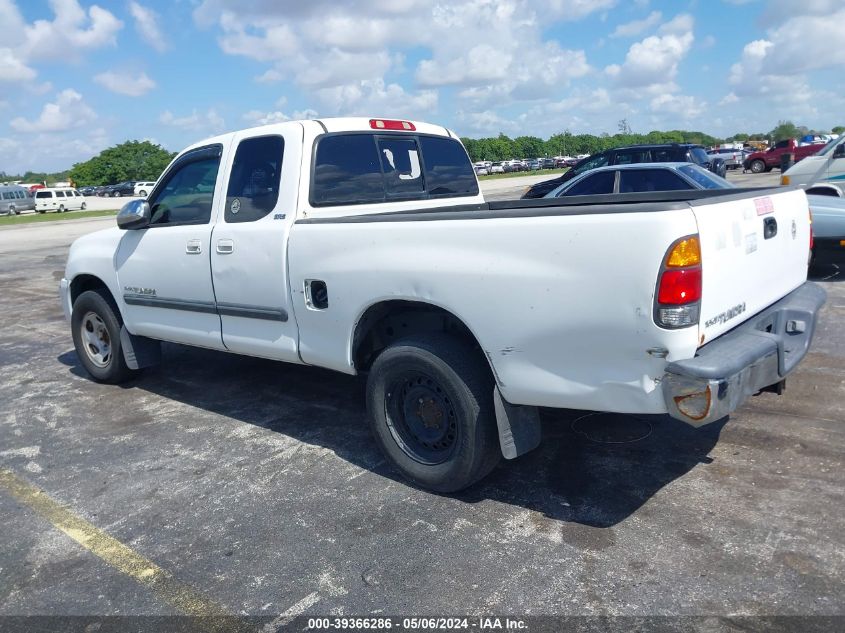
[707,148,743,170]
[781,134,845,197]
[522,143,727,198]
[78,186,98,196]
[101,181,137,197]
[0,184,36,216]
[543,161,841,265]
[474,165,489,176]
[807,194,845,264]
[743,139,825,174]
[134,181,157,197]
[545,162,733,197]
[34,188,87,213]
[60,116,823,492]
[489,162,505,174]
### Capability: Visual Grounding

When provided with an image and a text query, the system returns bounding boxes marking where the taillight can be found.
[809,209,814,251]
[654,235,702,329]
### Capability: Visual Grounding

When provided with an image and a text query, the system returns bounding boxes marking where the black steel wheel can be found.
[366,333,500,492]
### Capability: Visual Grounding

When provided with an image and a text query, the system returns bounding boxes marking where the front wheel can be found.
[366,333,500,492]
[81,202,87,210]
[750,159,766,174]
[71,289,136,383]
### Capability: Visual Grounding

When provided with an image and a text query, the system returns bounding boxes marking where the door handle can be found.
[216,239,234,254]
[186,239,202,254]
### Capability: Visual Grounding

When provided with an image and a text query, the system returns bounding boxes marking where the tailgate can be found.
[690,188,810,345]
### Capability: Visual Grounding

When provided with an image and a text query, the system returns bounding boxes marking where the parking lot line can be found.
[0,468,232,621]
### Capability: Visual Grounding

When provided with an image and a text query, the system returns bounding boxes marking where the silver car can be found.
[0,184,36,216]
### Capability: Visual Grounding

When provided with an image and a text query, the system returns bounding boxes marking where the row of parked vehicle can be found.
[78,181,157,198]
[474,156,588,176]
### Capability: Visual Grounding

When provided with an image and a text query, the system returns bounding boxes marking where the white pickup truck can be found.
[61,117,825,492]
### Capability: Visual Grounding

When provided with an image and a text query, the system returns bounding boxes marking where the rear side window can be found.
[420,136,478,196]
[562,170,616,196]
[225,135,284,223]
[570,152,609,177]
[311,133,478,206]
[55,191,65,198]
[35,191,50,198]
[619,169,690,193]
[613,150,650,165]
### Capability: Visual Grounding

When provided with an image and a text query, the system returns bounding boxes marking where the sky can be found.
[1,0,844,174]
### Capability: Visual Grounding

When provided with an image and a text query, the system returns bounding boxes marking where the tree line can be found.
[460,120,845,163]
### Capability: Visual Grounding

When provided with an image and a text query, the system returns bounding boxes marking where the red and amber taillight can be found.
[654,235,702,329]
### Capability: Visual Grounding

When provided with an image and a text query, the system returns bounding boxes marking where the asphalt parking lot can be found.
[0,178,842,628]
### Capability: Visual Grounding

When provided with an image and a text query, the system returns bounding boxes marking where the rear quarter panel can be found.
[288,207,700,414]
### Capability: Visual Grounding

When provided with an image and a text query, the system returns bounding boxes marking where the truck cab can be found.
[781,134,845,197]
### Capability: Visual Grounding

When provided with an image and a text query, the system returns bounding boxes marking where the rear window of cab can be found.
[310,133,478,207]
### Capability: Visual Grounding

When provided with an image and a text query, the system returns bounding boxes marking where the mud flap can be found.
[120,326,161,370]
[493,387,541,459]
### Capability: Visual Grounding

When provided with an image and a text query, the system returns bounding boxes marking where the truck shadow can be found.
[809,261,843,282]
[59,344,724,529]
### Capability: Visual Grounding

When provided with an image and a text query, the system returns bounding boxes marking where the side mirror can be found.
[117,199,151,230]
[834,144,845,159]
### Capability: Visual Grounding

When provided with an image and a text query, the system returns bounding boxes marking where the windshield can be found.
[816,135,844,157]
[677,164,735,189]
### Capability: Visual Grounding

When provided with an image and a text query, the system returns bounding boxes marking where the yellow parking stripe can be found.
[0,468,243,629]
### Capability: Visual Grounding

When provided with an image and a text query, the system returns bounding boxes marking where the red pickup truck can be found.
[744,139,826,173]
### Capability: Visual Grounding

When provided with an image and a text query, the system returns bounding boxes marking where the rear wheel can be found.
[750,159,766,174]
[81,202,87,210]
[71,289,136,384]
[139,190,147,197]
[366,333,500,492]
[58,205,65,213]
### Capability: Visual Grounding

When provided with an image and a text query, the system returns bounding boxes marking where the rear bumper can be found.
[662,282,826,427]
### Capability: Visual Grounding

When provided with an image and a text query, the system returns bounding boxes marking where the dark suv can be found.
[100,181,137,197]
[522,144,727,199]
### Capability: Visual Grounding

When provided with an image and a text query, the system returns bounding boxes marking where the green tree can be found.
[769,120,800,143]
[832,126,845,135]
[69,140,176,186]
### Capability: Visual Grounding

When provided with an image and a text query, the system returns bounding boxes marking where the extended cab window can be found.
[149,148,221,226]
[226,135,284,223]
[619,169,689,193]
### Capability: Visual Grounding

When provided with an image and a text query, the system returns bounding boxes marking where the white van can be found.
[34,188,87,213]
[134,181,157,197]
[781,134,845,196]
[0,184,35,216]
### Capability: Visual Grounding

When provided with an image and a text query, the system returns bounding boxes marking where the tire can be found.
[750,159,766,174]
[366,333,500,492]
[139,190,147,197]
[81,202,87,210]
[113,191,121,197]
[71,289,136,384]
[58,205,65,213]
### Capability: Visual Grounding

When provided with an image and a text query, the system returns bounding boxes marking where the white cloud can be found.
[10,89,96,133]
[0,0,122,84]
[94,70,156,96]
[23,0,123,61]
[719,92,739,105]
[159,109,225,133]
[129,1,166,52]
[0,47,36,81]
[242,108,319,125]
[194,0,593,111]
[605,15,694,88]
[315,79,437,118]
[650,93,705,119]
[610,11,661,38]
